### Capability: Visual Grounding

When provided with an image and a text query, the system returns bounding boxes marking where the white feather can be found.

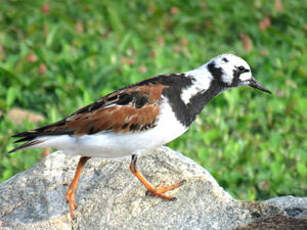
[181,65,213,104]
[239,72,252,82]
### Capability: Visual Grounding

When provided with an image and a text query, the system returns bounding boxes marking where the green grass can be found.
[0,0,306,200]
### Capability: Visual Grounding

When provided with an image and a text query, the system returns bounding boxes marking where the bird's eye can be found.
[238,66,245,71]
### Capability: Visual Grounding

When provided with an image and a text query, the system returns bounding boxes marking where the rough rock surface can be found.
[0,147,306,230]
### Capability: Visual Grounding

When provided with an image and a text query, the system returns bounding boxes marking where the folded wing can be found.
[9,77,169,153]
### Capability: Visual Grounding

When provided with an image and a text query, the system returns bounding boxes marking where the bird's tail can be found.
[8,139,44,153]
[8,131,45,153]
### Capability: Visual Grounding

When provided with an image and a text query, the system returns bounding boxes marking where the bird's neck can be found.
[185,79,225,123]
[163,66,225,127]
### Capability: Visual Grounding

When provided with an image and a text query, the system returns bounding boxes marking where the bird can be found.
[9,53,271,218]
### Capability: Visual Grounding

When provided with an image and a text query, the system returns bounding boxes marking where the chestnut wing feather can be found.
[13,83,167,141]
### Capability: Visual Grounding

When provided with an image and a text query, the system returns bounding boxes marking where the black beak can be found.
[249,77,272,94]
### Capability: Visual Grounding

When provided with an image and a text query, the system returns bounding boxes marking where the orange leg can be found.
[65,156,90,217]
[129,154,185,200]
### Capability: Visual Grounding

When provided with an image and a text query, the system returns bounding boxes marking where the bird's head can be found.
[207,54,271,94]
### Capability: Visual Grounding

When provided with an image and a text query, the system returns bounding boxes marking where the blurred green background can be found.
[0,0,306,200]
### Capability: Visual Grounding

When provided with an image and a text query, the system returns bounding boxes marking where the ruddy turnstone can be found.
[9,54,271,217]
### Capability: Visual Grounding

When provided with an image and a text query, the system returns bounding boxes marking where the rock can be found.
[265,196,307,219]
[0,147,306,230]
[234,215,307,230]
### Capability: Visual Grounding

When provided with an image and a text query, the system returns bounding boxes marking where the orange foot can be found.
[145,180,186,200]
[65,183,78,217]
[65,156,90,218]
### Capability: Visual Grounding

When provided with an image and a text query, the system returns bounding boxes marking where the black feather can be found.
[8,140,43,154]
[14,136,36,143]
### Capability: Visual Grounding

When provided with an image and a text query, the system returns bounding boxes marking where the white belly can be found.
[35,99,188,158]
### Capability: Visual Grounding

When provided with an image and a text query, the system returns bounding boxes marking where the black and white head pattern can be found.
[207,54,253,88]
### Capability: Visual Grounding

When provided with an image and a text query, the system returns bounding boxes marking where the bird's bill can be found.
[249,77,272,94]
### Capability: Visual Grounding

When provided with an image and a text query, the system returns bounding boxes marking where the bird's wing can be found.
[14,81,167,139]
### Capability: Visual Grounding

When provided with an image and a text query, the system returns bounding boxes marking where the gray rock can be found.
[0,147,305,230]
[265,196,307,219]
